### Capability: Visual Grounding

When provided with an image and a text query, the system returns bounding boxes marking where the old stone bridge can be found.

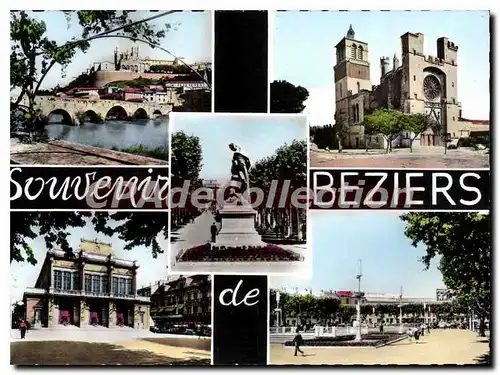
[17,96,172,125]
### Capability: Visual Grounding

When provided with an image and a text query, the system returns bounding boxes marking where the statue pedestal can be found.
[214,204,266,248]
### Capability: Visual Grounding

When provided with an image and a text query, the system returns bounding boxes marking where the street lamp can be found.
[354,259,363,341]
[398,286,404,334]
[441,97,448,154]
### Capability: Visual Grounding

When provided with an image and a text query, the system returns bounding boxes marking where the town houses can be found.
[23,239,151,330]
[138,275,211,330]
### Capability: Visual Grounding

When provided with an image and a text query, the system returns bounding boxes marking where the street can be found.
[169,211,309,275]
[311,148,489,168]
[270,329,489,365]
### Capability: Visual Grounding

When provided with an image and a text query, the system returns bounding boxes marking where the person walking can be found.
[210,222,218,243]
[420,323,425,337]
[379,322,384,334]
[293,330,305,357]
[427,323,431,334]
[407,327,413,343]
[414,325,421,344]
[19,320,27,339]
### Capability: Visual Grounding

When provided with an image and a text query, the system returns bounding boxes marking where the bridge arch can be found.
[105,106,129,121]
[133,108,149,120]
[152,109,162,117]
[47,109,74,125]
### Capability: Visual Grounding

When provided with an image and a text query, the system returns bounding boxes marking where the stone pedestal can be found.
[215,205,266,248]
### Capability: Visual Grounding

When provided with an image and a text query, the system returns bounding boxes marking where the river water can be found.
[44,117,169,151]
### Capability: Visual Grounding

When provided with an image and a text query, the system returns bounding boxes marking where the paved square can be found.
[311,148,489,169]
[270,329,489,365]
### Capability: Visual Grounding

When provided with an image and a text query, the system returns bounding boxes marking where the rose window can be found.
[423,75,441,100]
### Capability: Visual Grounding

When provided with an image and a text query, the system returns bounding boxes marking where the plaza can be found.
[270,329,489,365]
[311,147,489,168]
[10,327,210,365]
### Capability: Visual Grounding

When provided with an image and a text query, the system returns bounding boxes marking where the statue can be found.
[229,143,251,193]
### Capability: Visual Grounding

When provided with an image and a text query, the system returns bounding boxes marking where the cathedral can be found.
[334,25,473,149]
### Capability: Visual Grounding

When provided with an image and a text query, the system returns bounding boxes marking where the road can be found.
[311,148,490,168]
[270,329,489,365]
[169,211,308,275]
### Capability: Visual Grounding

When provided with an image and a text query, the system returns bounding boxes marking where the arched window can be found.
[358,46,363,60]
[351,105,356,123]
[357,82,360,93]
[351,44,357,58]
[356,104,360,122]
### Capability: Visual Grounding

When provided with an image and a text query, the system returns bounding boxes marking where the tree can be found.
[170,131,203,188]
[11,211,168,266]
[400,212,491,336]
[10,10,172,136]
[404,113,429,153]
[270,80,309,113]
[363,109,405,153]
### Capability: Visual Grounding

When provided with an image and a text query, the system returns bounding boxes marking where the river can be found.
[44,117,169,151]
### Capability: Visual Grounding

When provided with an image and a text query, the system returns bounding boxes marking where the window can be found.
[453,116,456,121]
[54,270,62,289]
[112,276,132,295]
[414,93,418,99]
[452,60,455,65]
[452,81,455,87]
[357,82,360,93]
[351,44,357,58]
[413,75,416,81]
[358,46,363,60]
[54,270,78,291]
[85,274,91,292]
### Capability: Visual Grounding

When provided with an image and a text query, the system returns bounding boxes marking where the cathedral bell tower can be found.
[334,25,372,127]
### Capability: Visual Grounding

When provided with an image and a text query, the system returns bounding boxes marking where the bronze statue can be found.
[229,143,251,193]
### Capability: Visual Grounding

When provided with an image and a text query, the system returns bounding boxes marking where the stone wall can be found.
[93,71,188,87]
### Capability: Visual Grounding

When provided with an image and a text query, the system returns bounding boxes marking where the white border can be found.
[167,111,311,277]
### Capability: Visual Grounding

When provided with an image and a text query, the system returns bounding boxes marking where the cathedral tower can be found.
[334,25,372,129]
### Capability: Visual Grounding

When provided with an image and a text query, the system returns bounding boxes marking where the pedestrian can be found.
[420,323,425,337]
[379,322,384,334]
[19,320,27,339]
[414,326,420,344]
[427,324,431,334]
[407,327,413,342]
[210,222,218,243]
[293,329,305,357]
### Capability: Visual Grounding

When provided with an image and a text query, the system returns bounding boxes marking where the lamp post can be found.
[354,259,363,341]
[398,286,404,334]
[441,97,448,154]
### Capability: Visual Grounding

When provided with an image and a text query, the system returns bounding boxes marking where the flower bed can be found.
[179,243,303,262]
[284,333,405,347]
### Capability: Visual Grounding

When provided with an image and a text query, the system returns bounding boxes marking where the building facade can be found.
[148,275,211,327]
[334,26,488,149]
[23,239,150,329]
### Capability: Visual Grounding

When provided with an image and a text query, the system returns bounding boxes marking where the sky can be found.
[172,114,308,181]
[10,213,169,303]
[270,212,445,298]
[21,11,212,90]
[272,10,490,125]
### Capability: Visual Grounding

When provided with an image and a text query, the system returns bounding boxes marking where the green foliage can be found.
[400,213,491,332]
[11,212,168,265]
[310,124,337,150]
[250,140,307,190]
[148,64,193,74]
[171,131,203,188]
[363,109,405,153]
[270,80,309,113]
[106,77,158,88]
[119,144,168,162]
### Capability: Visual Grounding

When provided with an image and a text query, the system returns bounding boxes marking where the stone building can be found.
[148,275,211,327]
[23,239,150,329]
[334,25,488,149]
